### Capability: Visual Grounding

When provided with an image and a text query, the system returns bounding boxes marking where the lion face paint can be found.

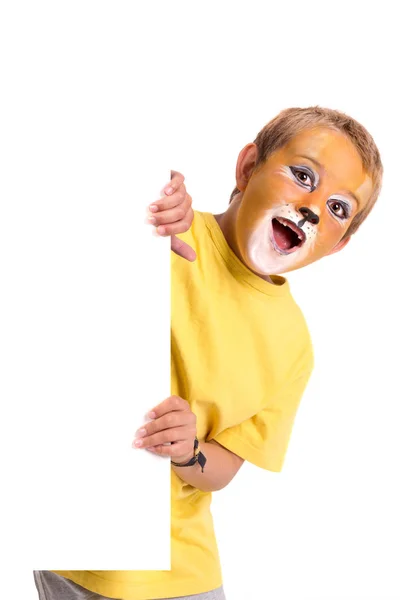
[235,127,373,275]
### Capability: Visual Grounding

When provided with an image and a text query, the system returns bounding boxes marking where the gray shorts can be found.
[33,571,226,600]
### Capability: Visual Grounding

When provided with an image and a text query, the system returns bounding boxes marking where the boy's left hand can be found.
[148,171,196,262]
[132,395,197,465]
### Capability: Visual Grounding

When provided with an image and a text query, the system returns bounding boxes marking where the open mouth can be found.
[271,217,306,254]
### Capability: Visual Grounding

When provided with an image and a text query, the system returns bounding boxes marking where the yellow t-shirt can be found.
[54,211,314,599]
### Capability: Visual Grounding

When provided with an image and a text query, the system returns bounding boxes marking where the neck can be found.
[213,198,276,285]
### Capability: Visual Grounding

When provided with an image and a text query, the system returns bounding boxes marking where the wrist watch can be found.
[171,437,207,472]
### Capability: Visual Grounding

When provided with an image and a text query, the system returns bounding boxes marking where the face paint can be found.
[246,204,319,275]
[234,127,373,276]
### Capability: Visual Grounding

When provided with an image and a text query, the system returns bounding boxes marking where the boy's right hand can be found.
[148,171,196,262]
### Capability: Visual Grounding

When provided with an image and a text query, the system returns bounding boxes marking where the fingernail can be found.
[147,411,156,419]
[165,186,174,195]
[135,428,147,438]
[149,204,159,213]
[147,447,156,453]
[147,216,156,224]
[133,439,143,448]
[157,226,166,236]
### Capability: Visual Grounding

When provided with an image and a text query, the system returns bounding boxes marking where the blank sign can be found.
[0,2,171,577]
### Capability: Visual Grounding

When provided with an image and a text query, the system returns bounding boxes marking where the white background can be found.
[1,1,399,599]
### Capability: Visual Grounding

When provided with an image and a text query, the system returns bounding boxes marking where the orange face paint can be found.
[234,127,373,275]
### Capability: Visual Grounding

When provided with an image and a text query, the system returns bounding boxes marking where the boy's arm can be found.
[132,396,244,493]
[171,440,244,493]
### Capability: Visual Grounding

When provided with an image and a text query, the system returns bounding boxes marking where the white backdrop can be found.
[1,1,399,599]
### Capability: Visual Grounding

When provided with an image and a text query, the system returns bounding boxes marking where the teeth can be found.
[274,217,305,243]
[276,218,288,227]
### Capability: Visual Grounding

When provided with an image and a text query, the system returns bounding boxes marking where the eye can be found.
[327,199,350,220]
[289,166,315,190]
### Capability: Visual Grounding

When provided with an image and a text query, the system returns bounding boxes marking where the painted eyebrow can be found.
[296,155,324,170]
[297,155,360,206]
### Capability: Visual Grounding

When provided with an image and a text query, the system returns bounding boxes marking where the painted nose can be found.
[298,206,320,226]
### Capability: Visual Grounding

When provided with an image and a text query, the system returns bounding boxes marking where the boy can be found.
[35,106,383,600]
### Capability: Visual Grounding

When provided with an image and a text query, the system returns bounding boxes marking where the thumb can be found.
[171,235,197,262]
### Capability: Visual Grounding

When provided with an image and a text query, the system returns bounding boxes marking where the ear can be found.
[236,143,258,192]
[328,235,351,256]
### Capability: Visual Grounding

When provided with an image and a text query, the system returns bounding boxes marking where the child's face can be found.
[235,127,373,275]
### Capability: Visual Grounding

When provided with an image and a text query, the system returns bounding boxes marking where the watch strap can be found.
[171,437,207,472]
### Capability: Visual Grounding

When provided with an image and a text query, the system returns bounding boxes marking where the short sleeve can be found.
[212,365,313,472]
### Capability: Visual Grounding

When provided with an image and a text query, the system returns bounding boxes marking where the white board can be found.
[0,2,171,578]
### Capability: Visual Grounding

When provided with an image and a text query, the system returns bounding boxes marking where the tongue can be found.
[272,220,295,250]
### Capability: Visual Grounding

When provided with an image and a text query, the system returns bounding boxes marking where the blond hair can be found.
[230,106,383,238]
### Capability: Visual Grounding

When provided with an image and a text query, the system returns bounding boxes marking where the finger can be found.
[147,395,191,419]
[171,236,197,262]
[134,426,193,449]
[156,215,193,237]
[149,189,190,214]
[163,170,184,196]
[136,411,195,438]
[147,441,194,458]
[155,206,194,236]
[148,192,184,214]
[149,196,191,227]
